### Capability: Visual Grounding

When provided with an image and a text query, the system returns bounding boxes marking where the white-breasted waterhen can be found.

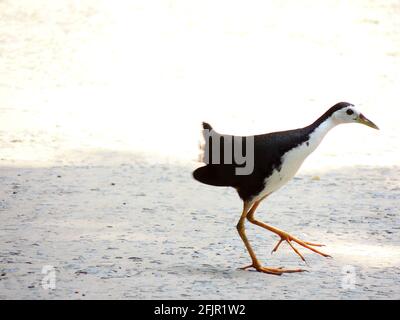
[193,102,379,275]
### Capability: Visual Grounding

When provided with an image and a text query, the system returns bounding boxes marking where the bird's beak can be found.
[358,113,379,130]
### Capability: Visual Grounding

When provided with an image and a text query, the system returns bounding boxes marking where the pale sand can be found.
[1,153,399,299]
[0,1,399,299]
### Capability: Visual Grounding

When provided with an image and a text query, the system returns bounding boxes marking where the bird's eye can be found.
[346,109,354,115]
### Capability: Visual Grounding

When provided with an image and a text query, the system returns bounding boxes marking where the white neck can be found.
[307,117,338,152]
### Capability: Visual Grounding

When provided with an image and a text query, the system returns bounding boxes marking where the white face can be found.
[332,105,360,124]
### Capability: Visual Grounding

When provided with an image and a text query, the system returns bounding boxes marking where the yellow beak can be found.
[358,113,379,130]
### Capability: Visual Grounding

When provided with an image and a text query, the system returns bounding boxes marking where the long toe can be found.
[258,266,306,275]
[239,264,255,270]
[293,238,331,257]
[304,241,325,247]
[240,264,285,275]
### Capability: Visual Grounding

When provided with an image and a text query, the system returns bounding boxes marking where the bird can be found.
[192,102,379,275]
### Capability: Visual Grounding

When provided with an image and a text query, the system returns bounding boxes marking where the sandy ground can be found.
[1,154,399,299]
[1,1,400,299]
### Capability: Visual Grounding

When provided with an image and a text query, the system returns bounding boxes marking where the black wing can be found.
[193,122,311,200]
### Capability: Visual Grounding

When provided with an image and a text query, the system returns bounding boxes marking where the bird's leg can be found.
[237,201,305,275]
[246,203,331,263]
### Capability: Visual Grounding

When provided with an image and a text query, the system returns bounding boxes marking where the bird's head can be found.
[330,102,379,130]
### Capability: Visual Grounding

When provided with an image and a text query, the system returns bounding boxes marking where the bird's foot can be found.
[271,233,331,262]
[240,263,306,275]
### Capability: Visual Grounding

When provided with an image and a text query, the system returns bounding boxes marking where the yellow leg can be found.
[246,200,331,263]
[236,201,305,275]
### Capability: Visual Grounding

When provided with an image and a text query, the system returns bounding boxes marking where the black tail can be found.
[193,165,233,187]
[193,121,238,187]
[202,122,212,130]
[197,121,214,163]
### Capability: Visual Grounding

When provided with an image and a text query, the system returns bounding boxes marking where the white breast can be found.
[255,118,337,201]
